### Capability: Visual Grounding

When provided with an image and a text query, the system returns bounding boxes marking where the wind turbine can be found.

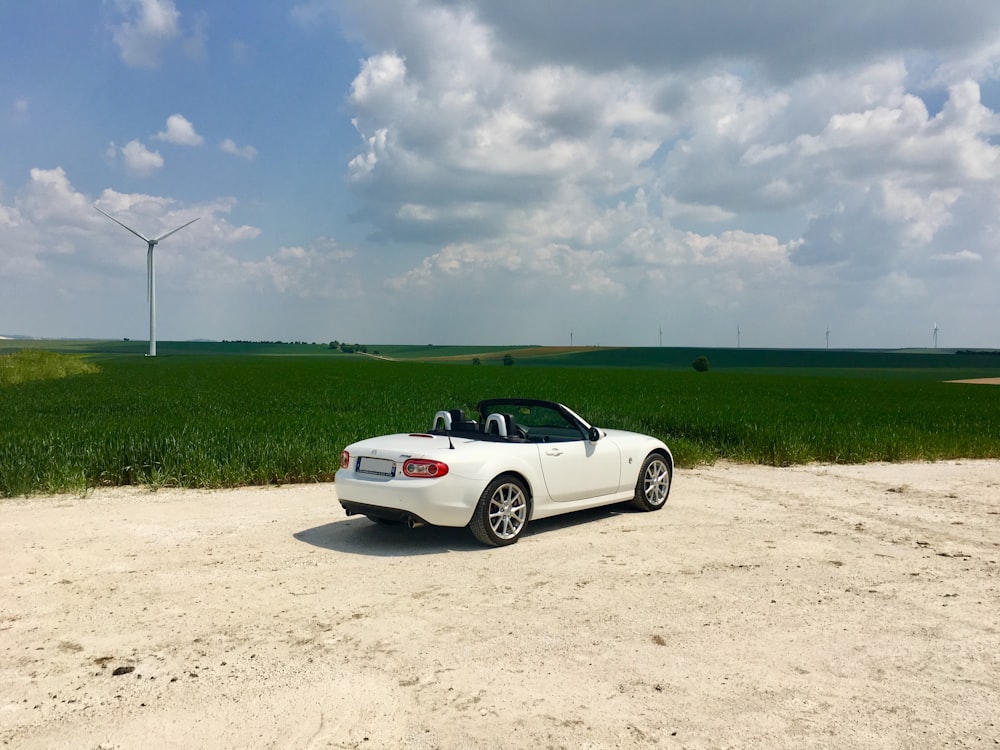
[826,325,830,349]
[933,322,939,349]
[737,325,742,349]
[95,206,199,357]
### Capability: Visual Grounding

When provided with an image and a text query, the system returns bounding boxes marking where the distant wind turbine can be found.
[659,326,662,348]
[737,325,741,349]
[826,325,830,349]
[933,322,939,349]
[95,206,199,357]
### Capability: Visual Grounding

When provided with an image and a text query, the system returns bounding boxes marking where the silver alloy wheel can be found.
[642,457,671,506]
[488,482,528,540]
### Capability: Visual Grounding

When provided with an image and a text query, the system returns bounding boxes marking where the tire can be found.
[631,453,672,511]
[469,475,529,547]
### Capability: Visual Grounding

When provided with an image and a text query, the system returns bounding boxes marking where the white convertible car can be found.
[336,398,673,546]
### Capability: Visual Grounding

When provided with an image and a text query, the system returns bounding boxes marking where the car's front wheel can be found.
[631,453,672,511]
[469,475,529,546]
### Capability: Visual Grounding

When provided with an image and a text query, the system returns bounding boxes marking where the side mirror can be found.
[588,426,601,443]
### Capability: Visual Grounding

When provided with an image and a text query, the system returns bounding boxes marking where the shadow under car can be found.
[293,503,639,556]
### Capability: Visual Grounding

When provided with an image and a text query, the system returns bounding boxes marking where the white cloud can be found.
[386,241,624,297]
[19,167,92,225]
[932,249,982,262]
[156,114,204,145]
[108,0,181,69]
[95,187,174,218]
[927,36,1000,86]
[241,239,357,298]
[348,124,386,180]
[349,52,409,107]
[121,140,164,177]
[879,179,961,245]
[0,204,19,229]
[220,139,258,160]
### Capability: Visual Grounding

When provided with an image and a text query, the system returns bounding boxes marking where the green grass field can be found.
[1,342,998,497]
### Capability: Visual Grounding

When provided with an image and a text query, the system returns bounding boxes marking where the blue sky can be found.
[2,0,1000,348]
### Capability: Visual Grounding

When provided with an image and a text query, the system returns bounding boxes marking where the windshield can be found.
[478,401,586,442]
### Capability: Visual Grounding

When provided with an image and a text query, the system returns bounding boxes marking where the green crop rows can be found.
[1,353,998,497]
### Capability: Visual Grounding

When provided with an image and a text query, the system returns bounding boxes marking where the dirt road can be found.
[2,461,998,748]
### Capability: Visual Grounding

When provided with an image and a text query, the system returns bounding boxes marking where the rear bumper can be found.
[335,469,479,527]
[340,501,431,526]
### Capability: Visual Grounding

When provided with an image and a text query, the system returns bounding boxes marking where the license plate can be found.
[356,456,396,477]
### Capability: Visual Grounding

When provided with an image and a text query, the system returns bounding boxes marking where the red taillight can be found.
[340,451,351,469]
[402,459,449,478]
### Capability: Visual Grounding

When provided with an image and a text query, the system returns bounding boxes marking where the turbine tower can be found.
[933,322,939,349]
[95,207,199,357]
[826,325,830,349]
[737,325,742,349]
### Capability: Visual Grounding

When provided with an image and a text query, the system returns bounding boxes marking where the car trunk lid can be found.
[350,433,462,462]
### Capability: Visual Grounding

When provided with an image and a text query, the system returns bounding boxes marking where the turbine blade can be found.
[94,206,150,243]
[153,217,200,243]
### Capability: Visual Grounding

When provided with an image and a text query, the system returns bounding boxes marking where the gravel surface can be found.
[2,461,999,749]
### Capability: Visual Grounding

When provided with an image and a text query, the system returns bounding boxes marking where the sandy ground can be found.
[2,462,998,750]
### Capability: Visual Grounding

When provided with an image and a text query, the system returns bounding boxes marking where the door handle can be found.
[545,448,563,456]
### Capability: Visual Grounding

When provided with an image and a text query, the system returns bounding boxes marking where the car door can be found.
[537,436,621,502]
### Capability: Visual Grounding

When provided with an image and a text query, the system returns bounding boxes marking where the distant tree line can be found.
[222,339,323,346]
[329,340,370,354]
[470,354,514,366]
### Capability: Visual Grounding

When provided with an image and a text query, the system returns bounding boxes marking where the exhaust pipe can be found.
[406,516,425,529]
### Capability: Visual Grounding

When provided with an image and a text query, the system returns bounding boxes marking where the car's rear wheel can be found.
[631,453,672,511]
[469,475,529,547]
